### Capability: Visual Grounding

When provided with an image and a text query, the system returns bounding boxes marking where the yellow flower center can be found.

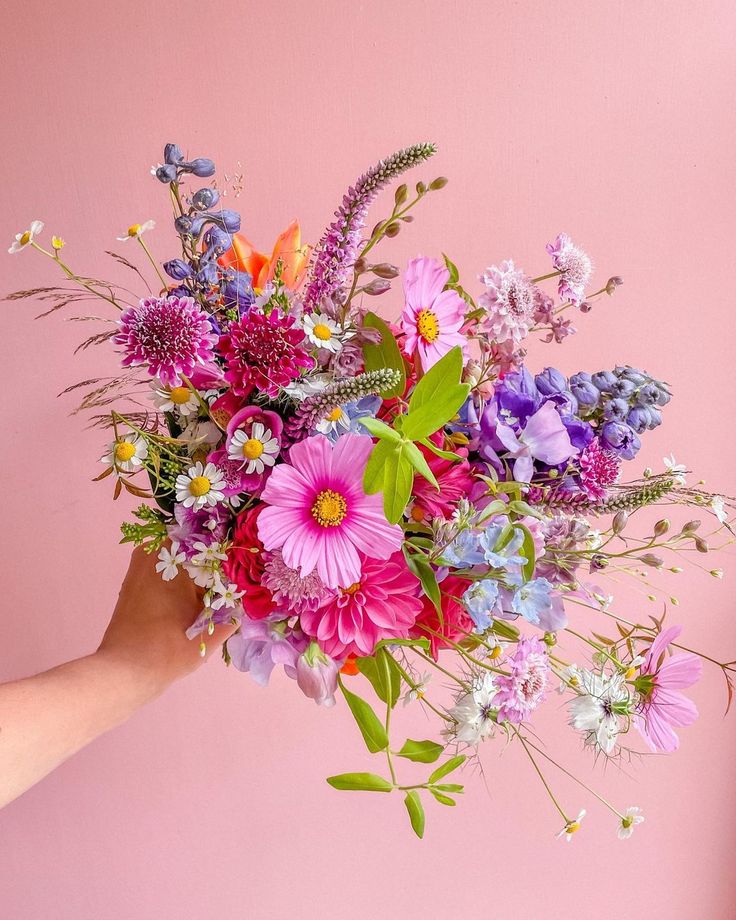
[569,674,580,687]
[127,223,142,237]
[566,821,581,835]
[624,667,636,680]
[416,308,440,343]
[326,407,343,422]
[189,475,211,497]
[242,438,264,460]
[621,816,633,829]
[114,441,136,462]
[313,322,333,342]
[489,645,503,660]
[19,230,32,246]
[343,582,361,595]
[169,386,192,405]
[311,489,347,527]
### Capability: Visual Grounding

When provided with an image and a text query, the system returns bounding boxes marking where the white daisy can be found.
[210,578,245,611]
[316,405,352,438]
[175,461,226,509]
[151,383,200,418]
[303,312,342,353]
[117,219,155,242]
[448,673,498,745]
[101,434,148,473]
[156,541,186,581]
[402,672,432,707]
[557,809,586,842]
[9,220,44,254]
[227,421,280,474]
[617,806,644,840]
[663,454,687,486]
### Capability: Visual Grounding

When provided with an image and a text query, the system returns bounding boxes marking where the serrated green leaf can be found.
[428,754,466,783]
[382,449,414,524]
[340,682,389,753]
[356,648,402,708]
[396,739,444,763]
[404,790,425,838]
[357,416,402,442]
[327,773,393,792]
[402,440,438,490]
[403,549,442,616]
[429,789,456,806]
[362,312,406,398]
[363,439,398,495]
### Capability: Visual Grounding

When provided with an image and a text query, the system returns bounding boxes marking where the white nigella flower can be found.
[101,434,148,473]
[663,454,687,486]
[557,809,586,842]
[316,405,352,438]
[9,220,44,254]
[402,672,432,707]
[303,312,342,352]
[117,219,155,242]
[710,495,728,524]
[151,383,200,418]
[179,418,222,455]
[210,578,245,611]
[568,669,630,754]
[156,541,186,581]
[228,421,280,474]
[175,462,226,510]
[448,673,498,745]
[617,806,644,840]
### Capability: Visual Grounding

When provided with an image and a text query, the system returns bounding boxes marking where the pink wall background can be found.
[2,1,736,917]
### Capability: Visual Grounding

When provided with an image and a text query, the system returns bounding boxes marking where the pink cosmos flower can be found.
[479,260,538,345]
[635,625,702,753]
[546,233,592,306]
[494,636,550,723]
[113,295,218,387]
[495,400,578,482]
[300,552,422,657]
[400,256,467,370]
[257,433,403,589]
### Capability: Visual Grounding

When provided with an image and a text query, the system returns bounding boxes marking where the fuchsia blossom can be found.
[400,256,467,371]
[635,625,702,753]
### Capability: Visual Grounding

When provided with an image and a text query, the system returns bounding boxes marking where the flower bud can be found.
[163,258,193,280]
[191,187,220,211]
[187,157,216,177]
[653,519,670,536]
[362,278,391,296]
[164,143,184,165]
[429,176,449,190]
[606,276,623,295]
[612,511,629,534]
[155,164,178,183]
[640,553,664,568]
[296,642,339,707]
[371,262,400,279]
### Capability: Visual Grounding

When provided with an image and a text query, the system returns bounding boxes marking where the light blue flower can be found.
[443,529,486,567]
[511,577,555,626]
[462,579,500,632]
[480,521,527,570]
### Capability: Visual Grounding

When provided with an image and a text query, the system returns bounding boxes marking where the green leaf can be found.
[340,682,389,753]
[417,438,462,462]
[373,636,431,653]
[442,253,460,284]
[433,783,464,793]
[403,550,442,616]
[404,790,425,838]
[382,448,414,524]
[356,649,402,709]
[361,312,406,398]
[508,499,544,520]
[357,415,402,442]
[396,739,444,763]
[327,773,393,792]
[429,789,456,806]
[402,440,438,490]
[428,754,466,784]
[403,347,470,441]
[363,439,398,495]
[516,522,537,582]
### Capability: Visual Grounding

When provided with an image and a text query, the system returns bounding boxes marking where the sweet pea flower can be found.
[495,400,578,482]
[296,642,340,707]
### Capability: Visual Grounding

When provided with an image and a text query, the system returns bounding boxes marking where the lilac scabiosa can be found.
[400,256,467,371]
[494,636,550,723]
[479,260,538,345]
[113,295,218,387]
[302,143,437,311]
[546,233,592,306]
[218,309,313,399]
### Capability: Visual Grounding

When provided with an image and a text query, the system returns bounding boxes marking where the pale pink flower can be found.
[546,233,592,306]
[479,260,537,345]
[400,256,467,370]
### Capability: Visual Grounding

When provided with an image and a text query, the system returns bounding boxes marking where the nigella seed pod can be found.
[163,143,185,165]
[188,157,216,177]
[191,187,220,211]
[163,258,193,280]
[155,164,178,183]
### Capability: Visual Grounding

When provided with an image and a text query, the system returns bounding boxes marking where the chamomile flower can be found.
[151,383,200,417]
[210,578,245,611]
[101,434,149,473]
[227,421,280,474]
[117,219,155,241]
[557,809,586,842]
[402,672,432,707]
[315,405,352,438]
[9,220,44,254]
[303,312,342,353]
[175,461,226,510]
[156,541,186,581]
[617,806,644,839]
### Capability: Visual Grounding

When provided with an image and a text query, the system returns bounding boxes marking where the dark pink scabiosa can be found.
[494,636,550,723]
[219,309,313,398]
[546,233,593,306]
[113,295,218,387]
[578,438,620,501]
[479,260,538,345]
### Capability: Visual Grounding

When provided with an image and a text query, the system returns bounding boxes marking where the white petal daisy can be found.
[227,421,280,474]
[618,806,644,840]
[101,434,149,473]
[151,383,200,417]
[117,219,155,242]
[9,220,44,254]
[557,809,586,842]
[303,312,342,353]
[175,461,226,510]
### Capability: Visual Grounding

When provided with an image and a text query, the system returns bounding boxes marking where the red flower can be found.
[411,575,474,658]
[224,507,275,620]
[410,436,474,522]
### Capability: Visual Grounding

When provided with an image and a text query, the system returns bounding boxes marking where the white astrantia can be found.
[101,434,149,473]
[9,220,44,254]
[175,461,226,510]
[617,806,644,840]
[228,421,280,474]
[448,673,498,745]
[557,809,586,842]
[402,672,432,707]
[303,312,343,353]
[151,382,200,418]
[568,669,631,755]
[156,541,186,581]
[117,219,155,241]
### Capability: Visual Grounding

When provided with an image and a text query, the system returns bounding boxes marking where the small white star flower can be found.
[663,454,687,486]
[101,434,148,473]
[710,495,728,524]
[402,672,432,707]
[175,461,226,509]
[156,541,186,581]
[118,220,155,241]
[618,806,644,839]
[9,220,44,254]
[557,809,586,842]
[210,578,245,611]
[228,421,280,474]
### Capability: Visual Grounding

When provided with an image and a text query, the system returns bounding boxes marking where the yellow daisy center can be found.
[127,223,142,237]
[114,441,136,462]
[489,645,503,660]
[19,230,32,246]
[311,489,347,527]
[313,322,333,342]
[566,821,581,835]
[169,386,192,405]
[242,438,264,460]
[189,475,211,497]
[416,308,440,343]
[326,407,343,422]
[624,666,636,680]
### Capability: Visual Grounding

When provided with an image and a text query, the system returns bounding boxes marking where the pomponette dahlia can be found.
[257,433,403,589]
[113,295,218,387]
[219,309,313,398]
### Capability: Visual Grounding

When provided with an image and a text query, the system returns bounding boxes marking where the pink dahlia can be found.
[479,260,537,345]
[634,625,701,753]
[113,295,218,387]
[546,233,592,306]
[578,438,620,501]
[257,433,402,589]
[219,309,313,398]
[300,552,422,657]
[400,256,467,371]
[494,636,549,723]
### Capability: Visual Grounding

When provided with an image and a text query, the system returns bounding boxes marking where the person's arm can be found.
[0,547,235,809]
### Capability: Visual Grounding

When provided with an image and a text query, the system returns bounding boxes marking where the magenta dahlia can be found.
[113,295,218,387]
[578,438,620,501]
[219,309,313,398]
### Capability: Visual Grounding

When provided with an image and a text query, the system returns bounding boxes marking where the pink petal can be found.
[654,687,699,728]
[657,653,702,690]
[257,506,305,550]
[636,709,680,753]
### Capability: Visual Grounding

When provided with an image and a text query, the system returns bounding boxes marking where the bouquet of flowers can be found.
[11,141,734,841]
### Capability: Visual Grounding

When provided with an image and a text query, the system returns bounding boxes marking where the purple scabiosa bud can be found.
[569,373,599,411]
[191,187,220,211]
[591,370,618,393]
[296,642,339,707]
[603,397,629,421]
[187,157,216,177]
[600,421,641,459]
[535,367,568,396]
[155,164,178,183]
[163,258,193,281]
[164,143,185,165]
